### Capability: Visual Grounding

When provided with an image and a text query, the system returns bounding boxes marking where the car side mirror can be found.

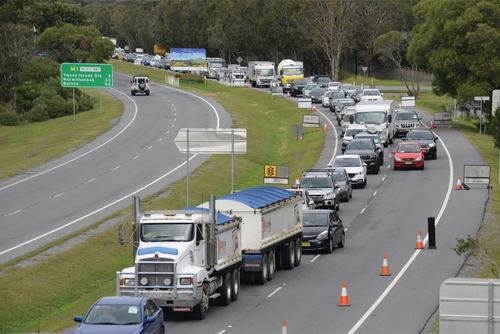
[401,137,406,141]
[340,134,344,138]
[381,93,384,96]
[391,150,396,154]
[435,137,439,140]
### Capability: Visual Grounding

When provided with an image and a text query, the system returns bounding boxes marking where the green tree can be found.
[25,0,91,33]
[0,23,36,104]
[35,23,114,63]
[408,0,500,104]
[19,58,60,84]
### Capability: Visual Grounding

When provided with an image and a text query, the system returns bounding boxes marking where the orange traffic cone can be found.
[456,175,462,190]
[287,91,290,98]
[380,253,391,276]
[338,281,350,306]
[324,121,328,131]
[295,175,300,187]
[430,118,435,129]
[399,101,402,108]
[415,229,424,249]
[245,81,249,88]
[311,103,317,111]
[282,320,288,334]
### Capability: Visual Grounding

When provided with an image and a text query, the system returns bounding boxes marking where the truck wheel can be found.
[294,238,302,267]
[231,269,240,301]
[267,251,275,281]
[193,285,209,320]
[217,272,232,306]
[253,253,268,285]
[275,247,283,270]
[282,241,295,270]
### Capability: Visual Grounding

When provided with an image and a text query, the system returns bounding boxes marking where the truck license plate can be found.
[301,242,310,247]
[149,294,162,299]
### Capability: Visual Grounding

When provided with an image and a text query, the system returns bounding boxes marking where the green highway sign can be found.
[60,63,113,88]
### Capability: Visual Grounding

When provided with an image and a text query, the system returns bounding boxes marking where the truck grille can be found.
[398,123,419,128]
[138,261,175,289]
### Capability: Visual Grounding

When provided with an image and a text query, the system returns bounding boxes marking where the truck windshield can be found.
[283,68,304,76]
[354,112,386,125]
[141,223,194,242]
[256,69,274,76]
[209,60,225,68]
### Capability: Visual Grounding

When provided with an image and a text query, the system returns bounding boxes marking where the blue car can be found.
[74,296,164,334]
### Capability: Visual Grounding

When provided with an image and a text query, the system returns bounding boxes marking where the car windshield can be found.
[293,80,307,85]
[398,144,420,153]
[303,214,328,227]
[311,88,326,95]
[407,131,434,140]
[333,158,361,167]
[354,112,386,125]
[84,304,141,325]
[334,171,346,181]
[347,140,374,150]
[357,135,380,144]
[345,129,366,137]
[141,223,194,242]
[364,90,381,96]
[299,177,332,188]
[396,112,418,120]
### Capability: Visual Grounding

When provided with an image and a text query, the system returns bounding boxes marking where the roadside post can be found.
[428,217,436,249]
[474,96,490,135]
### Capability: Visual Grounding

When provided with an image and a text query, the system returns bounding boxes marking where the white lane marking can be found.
[147,146,153,150]
[86,178,96,183]
[373,190,378,197]
[267,287,282,298]
[132,155,139,160]
[0,89,139,192]
[360,207,366,214]
[165,131,169,135]
[218,330,226,334]
[348,130,454,334]
[0,77,224,257]
[5,209,22,217]
[157,138,162,142]
[171,124,175,128]
[111,166,121,171]
[387,164,391,169]
[315,109,339,166]
[50,193,64,199]
[310,254,321,263]
[381,175,386,182]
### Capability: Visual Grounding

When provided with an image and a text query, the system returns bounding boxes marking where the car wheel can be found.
[421,163,425,170]
[326,237,334,254]
[217,272,232,306]
[338,232,345,248]
[231,269,240,301]
[336,199,340,212]
[374,162,380,175]
[394,165,398,170]
[349,189,352,199]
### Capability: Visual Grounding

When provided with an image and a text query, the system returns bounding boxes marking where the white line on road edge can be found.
[315,109,339,166]
[0,81,223,257]
[267,287,283,298]
[347,130,454,334]
[0,89,139,192]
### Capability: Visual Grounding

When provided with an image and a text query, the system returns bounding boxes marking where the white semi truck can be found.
[116,186,303,319]
[248,61,275,87]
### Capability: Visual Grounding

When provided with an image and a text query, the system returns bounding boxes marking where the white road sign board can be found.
[174,128,247,154]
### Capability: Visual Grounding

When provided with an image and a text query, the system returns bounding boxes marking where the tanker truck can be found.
[116,186,302,319]
[277,59,304,92]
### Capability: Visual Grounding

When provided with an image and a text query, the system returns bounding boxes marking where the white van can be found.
[347,100,397,147]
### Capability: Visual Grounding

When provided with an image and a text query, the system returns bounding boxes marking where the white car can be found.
[288,188,317,211]
[322,90,332,107]
[331,154,367,188]
[360,89,383,101]
[328,81,342,92]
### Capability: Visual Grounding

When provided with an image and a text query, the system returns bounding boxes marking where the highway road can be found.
[158,85,489,333]
[1,74,488,333]
[0,72,232,264]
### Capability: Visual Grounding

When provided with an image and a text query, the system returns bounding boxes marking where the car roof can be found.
[303,209,334,215]
[97,296,145,306]
[336,154,362,159]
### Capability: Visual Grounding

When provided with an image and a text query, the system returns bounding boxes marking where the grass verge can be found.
[0,62,324,333]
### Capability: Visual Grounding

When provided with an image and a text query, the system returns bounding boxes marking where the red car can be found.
[392,142,426,170]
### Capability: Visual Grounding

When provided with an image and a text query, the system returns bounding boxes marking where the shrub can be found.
[33,89,72,118]
[0,111,19,126]
[22,104,49,122]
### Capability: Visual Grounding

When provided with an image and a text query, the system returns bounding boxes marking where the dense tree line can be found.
[1,0,499,142]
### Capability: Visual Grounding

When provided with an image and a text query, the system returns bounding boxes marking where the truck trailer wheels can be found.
[218,272,232,306]
[231,269,240,301]
[282,241,296,270]
[253,253,268,285]
[193,285,209,320]
[294,238,302,267]
[268,251,275,281]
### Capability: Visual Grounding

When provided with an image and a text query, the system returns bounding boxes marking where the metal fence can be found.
[342,62,434,86]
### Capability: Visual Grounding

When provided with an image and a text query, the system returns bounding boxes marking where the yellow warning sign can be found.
[264,165,277,177]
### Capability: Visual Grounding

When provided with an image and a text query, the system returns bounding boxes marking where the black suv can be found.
[297,170,340,211]
[290,79,307,97]
[354,132,385,165]
[344,138,382,174]
[403,129,439,159]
